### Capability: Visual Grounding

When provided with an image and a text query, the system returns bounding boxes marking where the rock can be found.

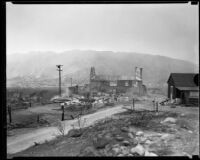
[112,147,121,154]
[128,132,134,139]
[145,140,152,144]
[136,131,144,136]
[122,140,130,146]
[161,134,169,140]
[121,127,129,132]
[130,144,145,156]
[144,150,158,156]
[93,136,110,149]
[128,127,136,134]
[117,154,124,157]
[68,129,82,137]
[180,113,185,117]
[188,130,193,133]
[161,117,177,124]
[120,146,129,155]
[115,136,124,141]
[112,144,120,148]
[140,137,147,143]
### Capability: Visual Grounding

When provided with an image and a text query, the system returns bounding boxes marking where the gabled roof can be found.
[167,73,198,87]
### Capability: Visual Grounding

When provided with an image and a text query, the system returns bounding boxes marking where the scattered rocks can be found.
[161,117,177,124]
[130,144,145,156]
[136,131,144,136]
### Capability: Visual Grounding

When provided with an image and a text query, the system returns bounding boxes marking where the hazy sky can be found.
[6,3,199,64]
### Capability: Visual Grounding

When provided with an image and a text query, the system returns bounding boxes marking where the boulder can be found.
[93,136,110,149]
[68,129,82,137]
[122,140,130,146]
[136,131,144,136]
[130,144,145,156]
[161,117,177,124]
[117,154,124,157]
[121,127,129,132]
[120,146,129,155]
[161,134,169,140]
[145,140,152,144]
[128,132,134,139]
[115,136,124,141]
[144,150,158,156]
[128,127,136,134]
[112,147,121,154]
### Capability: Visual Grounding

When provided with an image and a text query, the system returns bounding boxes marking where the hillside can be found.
[7,50,198,88]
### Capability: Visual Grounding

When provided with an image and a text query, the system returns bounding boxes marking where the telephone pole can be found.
[56,65,63,97]
[70,78,72,86]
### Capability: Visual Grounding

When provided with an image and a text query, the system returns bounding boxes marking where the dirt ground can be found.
[8,97,199,158]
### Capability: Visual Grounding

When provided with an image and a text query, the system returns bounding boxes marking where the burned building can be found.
[167,73,199,105]
[89,67,146,96]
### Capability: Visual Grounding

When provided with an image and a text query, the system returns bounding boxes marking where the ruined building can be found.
[89,67,147,96]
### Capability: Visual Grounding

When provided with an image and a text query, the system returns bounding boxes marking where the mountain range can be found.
[7,50,198,88]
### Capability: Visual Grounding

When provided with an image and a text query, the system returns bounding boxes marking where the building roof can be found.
[167,73,198,87]
[176,87,199,91]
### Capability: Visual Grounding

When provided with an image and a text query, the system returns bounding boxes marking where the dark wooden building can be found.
[167,73,199,105]
[89,67,146,96]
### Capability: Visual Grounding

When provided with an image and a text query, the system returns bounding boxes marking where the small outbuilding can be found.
[167,73,199,105]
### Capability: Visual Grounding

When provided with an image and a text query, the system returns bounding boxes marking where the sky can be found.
[6,3,199,64]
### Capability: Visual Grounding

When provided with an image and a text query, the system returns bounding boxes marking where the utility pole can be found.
[70,78,72,86]
[56,65,63,97]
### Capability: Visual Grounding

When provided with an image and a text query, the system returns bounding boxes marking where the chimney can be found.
[135,67,137,80]
[90,67,96,81]
[140,68,143,82]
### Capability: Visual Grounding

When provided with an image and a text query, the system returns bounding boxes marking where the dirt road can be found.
[7,104,132,154]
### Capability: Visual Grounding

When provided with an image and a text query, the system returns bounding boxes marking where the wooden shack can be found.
[167,73,199,105]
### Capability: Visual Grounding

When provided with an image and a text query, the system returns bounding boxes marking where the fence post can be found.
[61,104,65,121]
[8,105,12,123]
[156,101,159,115]
[132,98,135,112]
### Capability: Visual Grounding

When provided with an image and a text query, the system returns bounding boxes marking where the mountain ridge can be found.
[7,50,198,88]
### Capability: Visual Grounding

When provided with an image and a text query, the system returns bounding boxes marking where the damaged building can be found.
[89,67,147,96]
